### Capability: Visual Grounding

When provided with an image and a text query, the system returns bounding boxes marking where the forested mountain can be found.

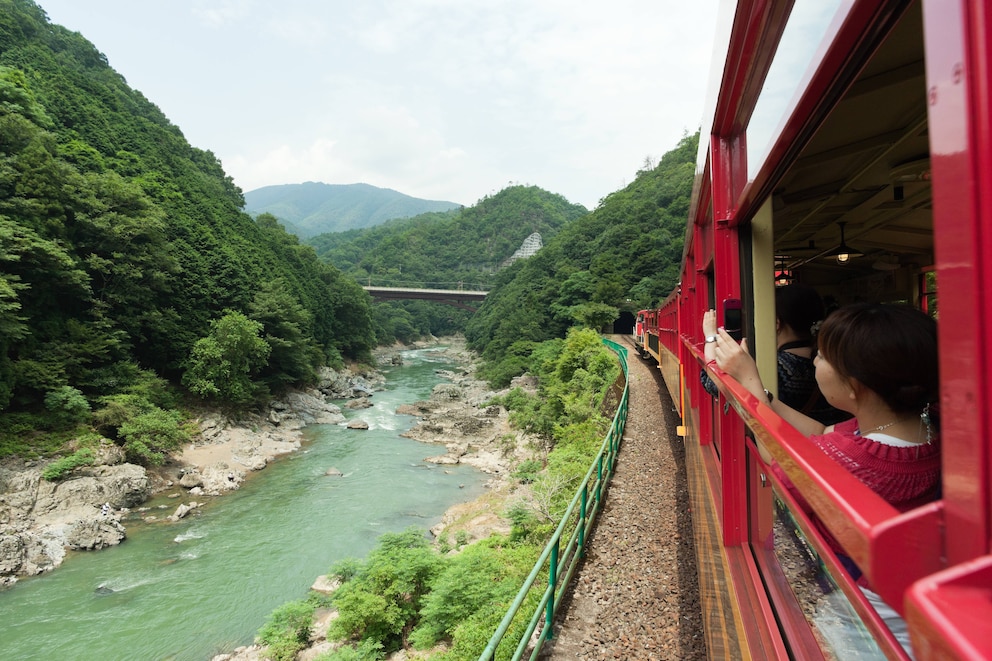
[310,185,586,287]
[0,0,375,453]
[465,133,698,385]
[307,185,587,344]
[244,182,462,239]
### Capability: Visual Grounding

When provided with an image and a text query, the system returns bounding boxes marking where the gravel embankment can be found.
[541,337,706,660]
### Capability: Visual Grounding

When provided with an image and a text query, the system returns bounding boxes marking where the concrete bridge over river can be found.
[362,285,488,311]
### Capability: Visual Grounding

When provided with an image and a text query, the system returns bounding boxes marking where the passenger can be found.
[705,302,940,656]
[701,284,848,426]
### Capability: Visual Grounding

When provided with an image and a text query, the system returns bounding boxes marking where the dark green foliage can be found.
[0,2,378,458]
[511,458,543,484]
[466,133,698,377]
[247,278,320,391]
[41,447,94,480]
[42,385,89,427]
[498,329,618,451]
[323,530,540,658]
[91,393,155,437]
[568,301,620,331]
[321,639,385,661]
[407,542,522,650]
[181,312,271,405]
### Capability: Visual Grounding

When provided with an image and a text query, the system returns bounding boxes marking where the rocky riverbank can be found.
[212,338,544,661]
[0,362,384,589]
[1,335,541,660]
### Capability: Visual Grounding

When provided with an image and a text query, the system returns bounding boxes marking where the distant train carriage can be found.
[633,310,647,357]
[641,0,992,659]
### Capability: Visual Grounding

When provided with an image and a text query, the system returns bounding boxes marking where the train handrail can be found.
[477,338,629,661]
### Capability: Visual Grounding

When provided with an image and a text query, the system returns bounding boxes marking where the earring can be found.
[920,403,933,444]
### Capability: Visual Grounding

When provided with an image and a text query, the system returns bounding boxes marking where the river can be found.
[0,347,489,661]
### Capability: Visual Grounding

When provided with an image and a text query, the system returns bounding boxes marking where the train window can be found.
[747,0,846,181]
[768,496,890,660]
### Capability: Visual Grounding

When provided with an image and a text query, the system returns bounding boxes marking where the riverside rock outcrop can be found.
[0,365,382,587]
[400,366,530,477]
[0,458,147,587]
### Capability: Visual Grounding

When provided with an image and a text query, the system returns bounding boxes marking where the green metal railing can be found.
[477,338,629,661]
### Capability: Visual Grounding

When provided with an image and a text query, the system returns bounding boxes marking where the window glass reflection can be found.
[746,0,845,181]
[772,496,888,660]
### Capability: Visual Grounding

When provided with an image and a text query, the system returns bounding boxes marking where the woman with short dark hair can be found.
[703,302,940,655]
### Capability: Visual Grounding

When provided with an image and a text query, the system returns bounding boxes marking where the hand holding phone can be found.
[723,298,743,342]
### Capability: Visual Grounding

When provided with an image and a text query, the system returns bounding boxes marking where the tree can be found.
[248,279,318,390]
[569,302,619,332]
[181,311,270,404]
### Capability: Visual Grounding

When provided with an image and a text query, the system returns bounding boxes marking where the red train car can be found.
[647,0,992,658]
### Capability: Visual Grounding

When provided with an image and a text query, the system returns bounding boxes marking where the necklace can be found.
[859,420,900,435]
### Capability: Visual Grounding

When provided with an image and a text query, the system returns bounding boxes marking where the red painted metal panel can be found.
[906,556,992,660]
[924,0,991,564]
[671,0,992,654]
[711,132,748,547]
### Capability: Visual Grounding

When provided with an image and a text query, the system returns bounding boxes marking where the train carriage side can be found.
[662,1,992,659]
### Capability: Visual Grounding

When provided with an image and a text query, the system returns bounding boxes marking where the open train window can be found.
[764,2,932,309]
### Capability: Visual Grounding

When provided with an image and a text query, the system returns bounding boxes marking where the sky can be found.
[38,0,721,210]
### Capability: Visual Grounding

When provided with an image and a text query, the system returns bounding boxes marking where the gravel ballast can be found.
[541,338,707,660]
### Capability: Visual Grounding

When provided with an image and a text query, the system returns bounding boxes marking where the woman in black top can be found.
[702,284,849,426]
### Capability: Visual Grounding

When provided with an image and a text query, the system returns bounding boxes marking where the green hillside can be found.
[0,0,374,455]
[244,182,462,239]
[310,185,586,287]
[466,133,698,385]
[307,185,587,344]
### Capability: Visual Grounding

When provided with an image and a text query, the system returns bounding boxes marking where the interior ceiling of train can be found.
[771,2,931,279]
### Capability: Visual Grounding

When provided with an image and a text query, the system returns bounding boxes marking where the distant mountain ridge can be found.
[244,182,462,238]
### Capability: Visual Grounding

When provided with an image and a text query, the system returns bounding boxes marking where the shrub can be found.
[329,557,364,582]
[327,528,441,652]
[181,311,270,404]
[408,542,523,650]
[257,600,314,661]
[41,448,96,481]
[512,458,543,484]
[317,639,384,661]
[117,407,193,465]
[506,501,538,542]
[92,393,156,437]
[43,386,91,427]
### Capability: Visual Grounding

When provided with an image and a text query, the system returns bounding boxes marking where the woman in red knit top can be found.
[703,301,940,508]
[703,302,940,655]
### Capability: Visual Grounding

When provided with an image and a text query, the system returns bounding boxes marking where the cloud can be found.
[191,0,255,27]
[41,0,719,210]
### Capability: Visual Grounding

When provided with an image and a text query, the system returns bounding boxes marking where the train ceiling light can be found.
[824,221,864,265]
